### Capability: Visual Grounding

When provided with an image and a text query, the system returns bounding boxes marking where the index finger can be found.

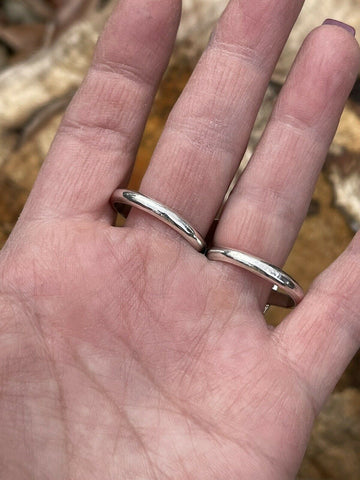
[22,0,181,222]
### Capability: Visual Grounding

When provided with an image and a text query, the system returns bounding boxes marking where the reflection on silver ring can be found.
[111,189,206,252]
[206,247,304,308]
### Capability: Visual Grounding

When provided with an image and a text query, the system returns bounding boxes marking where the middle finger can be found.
[127,0,304,239]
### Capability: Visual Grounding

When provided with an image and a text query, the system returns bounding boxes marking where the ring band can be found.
[206,247,304,308]
[111,189,206,252]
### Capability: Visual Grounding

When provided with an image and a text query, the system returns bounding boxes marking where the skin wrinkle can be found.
[57,116,135,156]
[208,39,272,72]
[70,338,235,479]
[88,306,269,474]
[1,461,33,479]
[173,446,193,480]
[71,280,177,415]
[165,119,240,157]
[307,285,360,345]
[175,274,257,396]
[182,59,258,116]
[274,31,360,127]
[270,112,330,143]
[175,272,241,360]
[276,290,360,412]
[177,318,215,396]
[104,227,149,294]
[78,66,153,121]
[159,254,181,300]
[1,296,274,478]
[272,100,340,141]
[232,190,301,240]
[23,307,71,461]
[219,366,303,479]
[103,232,193,352]
[179,344,263,439]
[91,58,159,90]
[70,349,164,480]
[280,310,335,374]
[97,0,181,72]
[0,306,68,478]
[22,306,73,477]
[163,65,259,156]
[271,333,320,419]
[33,159,114,219]
[214,271,268,317]
[124,217,200,258]
[205,260,261,314]
[218,0,304,51]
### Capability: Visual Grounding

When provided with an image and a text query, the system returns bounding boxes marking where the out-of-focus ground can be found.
[0,1,360,478]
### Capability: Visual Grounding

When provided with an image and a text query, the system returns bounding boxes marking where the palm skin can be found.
[0,0,360,478]
[0,219,313,479]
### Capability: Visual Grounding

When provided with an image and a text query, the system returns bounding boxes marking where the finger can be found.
[126,0,305,239]
[23,0,181,221]
[274,232,360,413]
[212,23,360,308]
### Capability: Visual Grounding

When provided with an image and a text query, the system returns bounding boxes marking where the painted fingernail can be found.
[323,19,356,36]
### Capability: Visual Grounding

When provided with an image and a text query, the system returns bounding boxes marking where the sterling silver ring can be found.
[111,189,206,252]
[206,247,304,308]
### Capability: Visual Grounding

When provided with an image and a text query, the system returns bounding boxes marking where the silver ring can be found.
[111,189,206,252]
[206,247,304,308]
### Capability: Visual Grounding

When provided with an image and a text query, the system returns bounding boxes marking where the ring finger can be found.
[212,22,360,309]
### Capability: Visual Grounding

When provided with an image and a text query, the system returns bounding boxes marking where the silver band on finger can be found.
[206,247,304,308]
[111,189,206,252]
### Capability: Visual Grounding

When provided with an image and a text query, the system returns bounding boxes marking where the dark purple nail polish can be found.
[323,18,356,36]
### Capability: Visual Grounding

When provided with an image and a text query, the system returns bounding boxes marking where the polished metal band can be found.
[111,189,206,252]
[206,247,304,308]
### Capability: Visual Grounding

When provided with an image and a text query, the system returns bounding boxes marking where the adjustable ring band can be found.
[206,247,304,308]
[111,189,207,252]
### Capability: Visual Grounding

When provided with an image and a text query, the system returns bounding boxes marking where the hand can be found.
[0,1,359,478]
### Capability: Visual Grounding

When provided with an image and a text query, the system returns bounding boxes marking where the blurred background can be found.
[0,0,359,478]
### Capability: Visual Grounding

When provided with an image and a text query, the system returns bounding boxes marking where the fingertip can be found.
[304,22,360,79]
[274,23,360,131]
[95,0,182,67]
[317,18,360,62]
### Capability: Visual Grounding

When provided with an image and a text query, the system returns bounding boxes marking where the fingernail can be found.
[323,19,356,37]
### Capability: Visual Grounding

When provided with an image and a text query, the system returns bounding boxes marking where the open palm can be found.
[0,1,359,478]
